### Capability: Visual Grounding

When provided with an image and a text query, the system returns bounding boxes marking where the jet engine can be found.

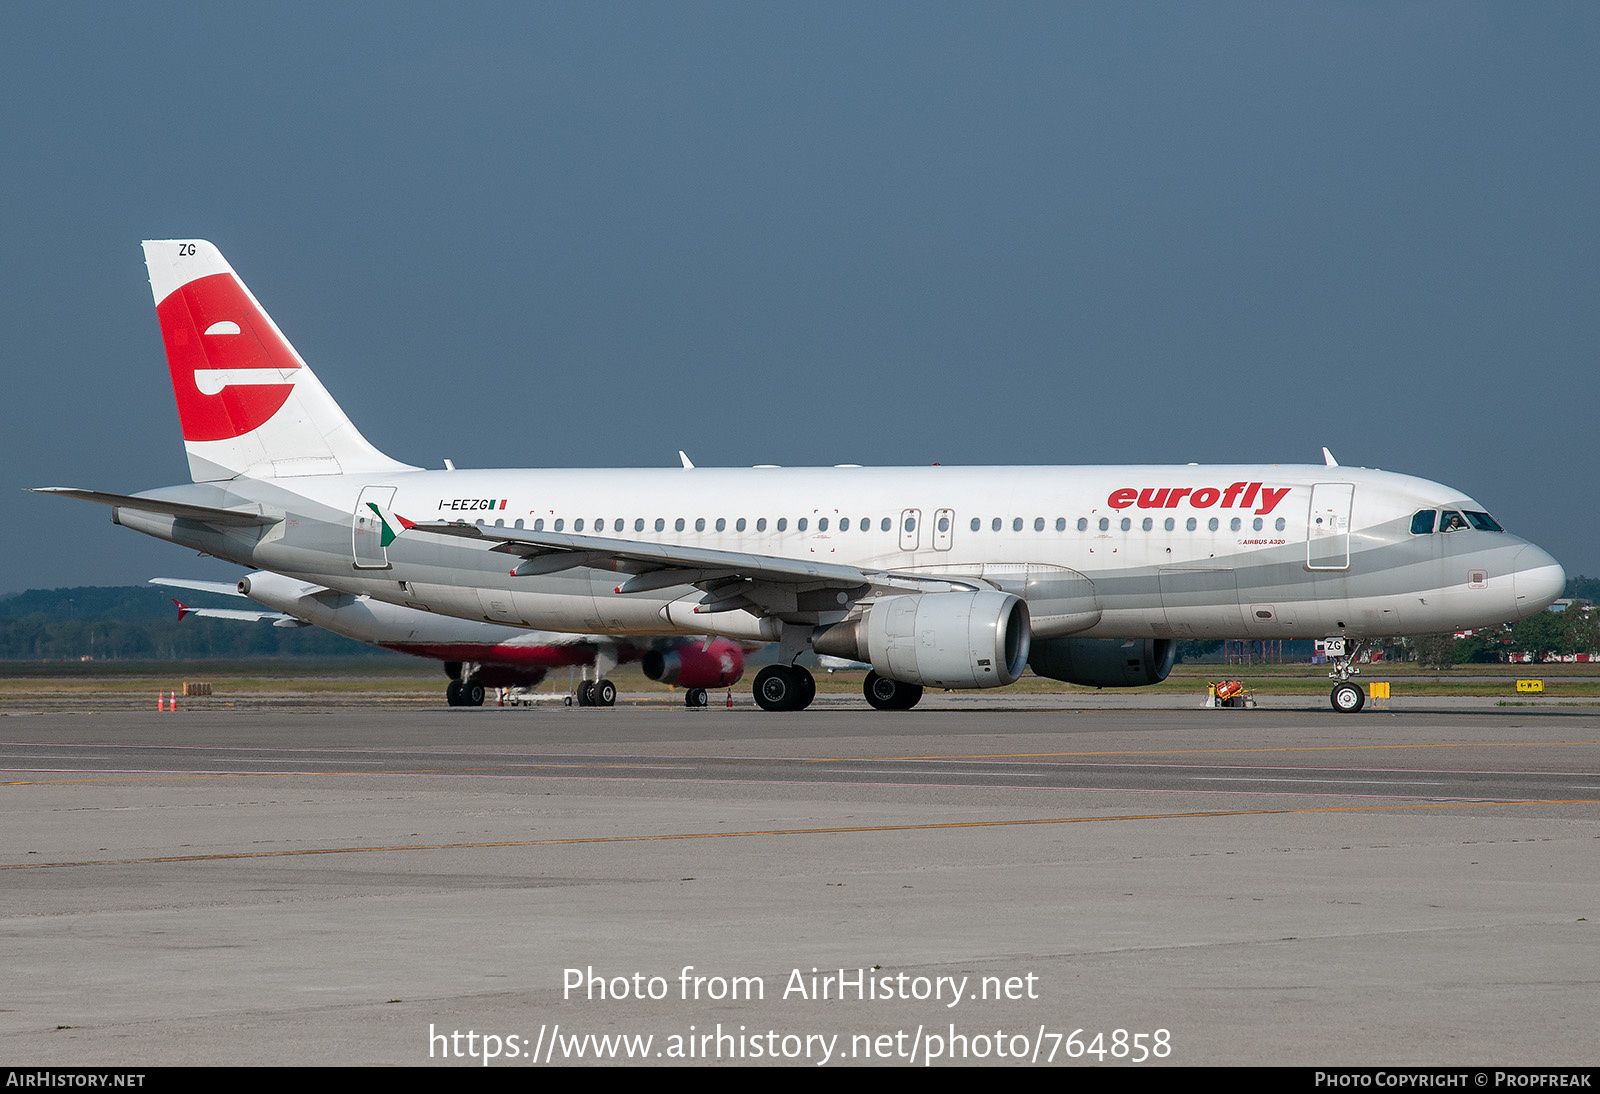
[814,590,1031,689]
[642,638,746,689]
[1027,637,1176,688]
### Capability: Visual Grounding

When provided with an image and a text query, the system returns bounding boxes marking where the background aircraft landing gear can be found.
[1330,681,1365,713]
[685,687,708,708]
[863,670,922,711]
[753,664,816,711]
[447,677,486,707]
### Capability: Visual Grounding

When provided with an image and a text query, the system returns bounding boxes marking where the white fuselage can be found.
[116,461,1564,646]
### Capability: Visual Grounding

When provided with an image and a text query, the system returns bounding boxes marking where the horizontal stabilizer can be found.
[32,488,281,527]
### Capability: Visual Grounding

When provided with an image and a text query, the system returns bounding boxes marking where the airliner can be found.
[153,573,748,707]
[36,241,1566,713]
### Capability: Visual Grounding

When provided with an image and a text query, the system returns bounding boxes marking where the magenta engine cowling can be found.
[642,639,746,688]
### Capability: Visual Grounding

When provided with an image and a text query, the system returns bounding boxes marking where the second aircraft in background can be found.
[153,573,749,707]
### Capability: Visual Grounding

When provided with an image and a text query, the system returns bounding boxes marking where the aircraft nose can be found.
[1512,545,1566,618]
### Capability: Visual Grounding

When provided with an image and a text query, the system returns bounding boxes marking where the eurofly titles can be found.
[1106,481,1292,514]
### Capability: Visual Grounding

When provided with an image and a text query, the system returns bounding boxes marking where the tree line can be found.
[0,585,382,661]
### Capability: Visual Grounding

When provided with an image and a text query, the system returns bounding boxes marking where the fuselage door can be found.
[353,486,397,570]
[1306,482,1354,571]
[899,508,922,551]
[933,508,955,551]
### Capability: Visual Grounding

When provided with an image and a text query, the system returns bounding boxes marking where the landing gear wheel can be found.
[462,679,486,707]
[685,688,708,708]
[1330,681,1365,713]
[576,681,595,706]
[592,678,617,707]
[754,665,800,711]
[792,666,816,711]
[446,679,463,707]
[863,671,922,711]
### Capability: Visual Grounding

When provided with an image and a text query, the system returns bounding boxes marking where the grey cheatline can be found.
[37,241,1565,714]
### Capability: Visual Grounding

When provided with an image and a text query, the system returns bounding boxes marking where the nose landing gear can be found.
[1324,637,1366,713]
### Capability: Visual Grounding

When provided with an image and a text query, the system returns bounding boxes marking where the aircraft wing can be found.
[33,488,281,527]
[152,578,309,627]
[407,520,987,616]
[172,601,299,624]
[151,577,249,598]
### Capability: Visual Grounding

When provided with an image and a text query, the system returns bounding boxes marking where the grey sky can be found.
[3,3,1595,594]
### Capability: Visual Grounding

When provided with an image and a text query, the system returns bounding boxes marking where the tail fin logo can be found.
[156,272,300,442]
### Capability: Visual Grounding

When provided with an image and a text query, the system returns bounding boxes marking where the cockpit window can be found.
[1464,510,1503,532]
[1410,510,1436,535]
[1439,510,1467,533]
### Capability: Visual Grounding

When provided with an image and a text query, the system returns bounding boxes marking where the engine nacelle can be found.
[815,591,1031,689]
[1028,637,1176,688]
[642,639,746,688]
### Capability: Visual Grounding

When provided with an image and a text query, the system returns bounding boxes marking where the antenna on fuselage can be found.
[679,451,695,469]
[1321,447,1339,468]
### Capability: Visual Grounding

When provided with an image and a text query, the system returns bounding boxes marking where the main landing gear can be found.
[446,676,486,706]
[444,662,486,707]
[863,670,923,711]
[752,664,817,712]
[684,688,709,708]
[569,678,618,707]
[1324,637,1366,714]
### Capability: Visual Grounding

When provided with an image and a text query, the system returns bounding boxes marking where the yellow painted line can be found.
[5,799,1591,871]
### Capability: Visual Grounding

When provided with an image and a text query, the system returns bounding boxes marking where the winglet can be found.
[173,599,194,622]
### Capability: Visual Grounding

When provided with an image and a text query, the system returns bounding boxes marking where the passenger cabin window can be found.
[757,518,767,532]
[777,518,788,532]
[880,517,891,532]
[1099,518,1110,531]
[992,518,1002,532]
[798,518,809,532]
[654,518,664,531]
[1077,518,1088,532]
[675,518,686,531]
[971,517,981,532]
[695,518,706,532]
